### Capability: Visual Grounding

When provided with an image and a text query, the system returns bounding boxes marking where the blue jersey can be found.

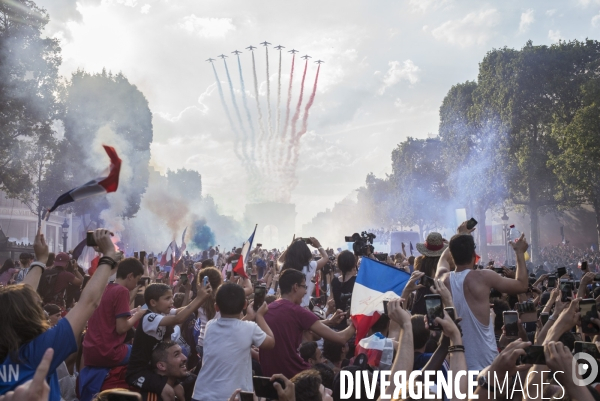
[0,318,77,401]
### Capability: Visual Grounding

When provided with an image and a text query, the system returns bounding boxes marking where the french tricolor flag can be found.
[351,257,410,346]
[233,224,257,278]
[45,145,121,218]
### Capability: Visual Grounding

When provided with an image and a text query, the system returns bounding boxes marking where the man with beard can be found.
[144,341,196,401]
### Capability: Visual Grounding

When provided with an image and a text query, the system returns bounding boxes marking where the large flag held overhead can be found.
[233,224,257,278]
[44,146,121,220]
[160,240,177,268]
[350,257,410,346]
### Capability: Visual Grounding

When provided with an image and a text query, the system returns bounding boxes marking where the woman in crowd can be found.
[0,258,18,286]
[330,250,357,330]
[409,232,447,315]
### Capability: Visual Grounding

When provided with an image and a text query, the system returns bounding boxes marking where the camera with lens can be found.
[345,232,375,256]
[323,255,336,275]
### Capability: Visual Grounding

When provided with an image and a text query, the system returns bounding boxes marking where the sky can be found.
[34,0,597,229]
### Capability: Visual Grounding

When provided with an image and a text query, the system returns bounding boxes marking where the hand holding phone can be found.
[466,217,478,230]
[253,376,285,399]
[503,311,519,337]
[424,294,443,330]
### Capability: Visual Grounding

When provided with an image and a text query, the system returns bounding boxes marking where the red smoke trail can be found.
[290,60,308,138]
[287,65,320,190]
[298,64,320,139]
[286,60,308,161]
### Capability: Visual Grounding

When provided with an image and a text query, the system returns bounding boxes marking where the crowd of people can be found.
[1,221,600,401]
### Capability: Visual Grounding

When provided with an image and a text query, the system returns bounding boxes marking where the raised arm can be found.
[309,238,328,270]
[381,298,412,400]
[482,234,528,295]
[66,229,122,337]
[22,228,49,290]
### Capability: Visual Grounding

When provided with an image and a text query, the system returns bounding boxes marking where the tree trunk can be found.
[529,203,540,264]
[477,204,488,263]
[593,198,600,251]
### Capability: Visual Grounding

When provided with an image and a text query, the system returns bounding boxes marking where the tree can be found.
[550,74,600,246]
[388,137,450,237]
[167,168,202,200]
[439,81,508,260]
[472,40,598,262]
[48,70,153,220]
[0,0,61,213]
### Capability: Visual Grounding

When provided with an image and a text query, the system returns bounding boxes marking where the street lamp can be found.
[501,209,509,264]
[62,218,69,253]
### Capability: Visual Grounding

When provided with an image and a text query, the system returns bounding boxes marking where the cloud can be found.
[548,29,562,41]
[178,15,235,38]
[593,12,600,26]
[546,9,556,16]
[408,0,452,13]
[519,9,535,33]
[141,4,150,14]
[378,60,420,94]
[431,9,500,47]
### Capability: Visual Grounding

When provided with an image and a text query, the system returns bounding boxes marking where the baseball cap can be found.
[54,252,70,268]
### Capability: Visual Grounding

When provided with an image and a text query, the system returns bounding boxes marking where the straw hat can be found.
[416,232,448,257]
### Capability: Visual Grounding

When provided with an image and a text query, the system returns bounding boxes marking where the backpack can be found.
[37,268,60,303]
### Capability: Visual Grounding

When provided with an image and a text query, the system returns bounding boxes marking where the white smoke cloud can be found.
[518,9,535,34]
[431,9,500,47]
[378,60,420,94]
[178,15,235,38]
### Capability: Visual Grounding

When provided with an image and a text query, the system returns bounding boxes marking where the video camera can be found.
[345,232,388,261]
[345,232,376,256]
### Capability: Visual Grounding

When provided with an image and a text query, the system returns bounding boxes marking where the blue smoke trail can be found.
[191,219,215,250]
[212,63,241,159]
[236,54,256,160]
[223,58,248,162]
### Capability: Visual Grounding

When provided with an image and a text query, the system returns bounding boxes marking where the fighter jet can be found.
[301,55,311,60]
[246,45,257,51]
[218,54,228,59]
[206,58,215,63]
[315,60,324,64]
[260,41,271,47]
[232,50,242,55]
[274,45,285,51]
[288,49,299,54]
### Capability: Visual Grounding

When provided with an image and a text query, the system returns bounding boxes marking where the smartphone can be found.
[180,273,188,285]
[134,251,139,259]
[466,217,478,230]
[203,276,209,287]
[300,237,313,246]
[540,312,549,326]
[444,307,456,321]
[494,267,504,275]
[383,300,389,315]
[580,299,600,335]
[504,311,519,337]
[86,231,97,247]
[253,286,266,311]
[253,376,285,399]
[424,294,443,330]
[547,275,556,288]
[419,275,435,289]
[594,274,600,282]
[557,267,567,277]
[103,390,142,401]
[250,274,257,283]
[582,261,589,271]
[519,345,546,365]
[575,280,581,289]
[155,265,160,273]
[239,392,255,401]
[140,251,146,264]
[560,282,573,302]
[575,341,600,359]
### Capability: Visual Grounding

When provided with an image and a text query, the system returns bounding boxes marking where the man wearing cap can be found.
[48,252,83,307]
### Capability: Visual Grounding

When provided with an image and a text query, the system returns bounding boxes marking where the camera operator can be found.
[329,250,357,330]
[280,237,329,308]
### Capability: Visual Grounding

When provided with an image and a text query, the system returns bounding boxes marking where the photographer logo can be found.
[572,352,599,386]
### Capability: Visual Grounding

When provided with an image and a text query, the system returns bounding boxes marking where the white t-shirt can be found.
[301,260,318,308]
[192,318,266,401]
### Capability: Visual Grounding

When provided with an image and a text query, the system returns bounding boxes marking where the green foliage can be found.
[0,0,61,209]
